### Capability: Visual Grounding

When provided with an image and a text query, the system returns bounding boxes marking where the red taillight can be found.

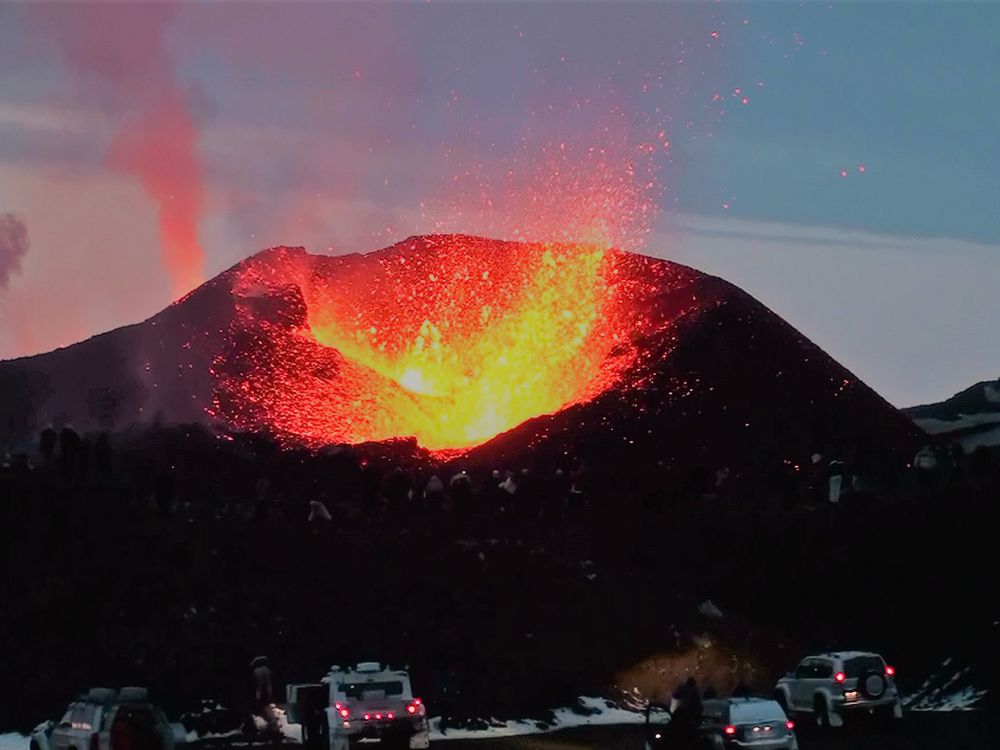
[406,698,424,716]
[334,702,350,719]
[363,714,371,722]
[786,720,795,731]
[834,671,846,684]
[724,725,736,736]
[387,712,395,720]
[885,665,896,677]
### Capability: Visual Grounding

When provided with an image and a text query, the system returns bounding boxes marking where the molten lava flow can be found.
[214,236,664,452]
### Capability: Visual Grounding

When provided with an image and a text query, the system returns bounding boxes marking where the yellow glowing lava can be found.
[300,241,627,450]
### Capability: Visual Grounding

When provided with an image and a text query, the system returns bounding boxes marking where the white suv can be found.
[774,652,903,728]
[288,662,429,750]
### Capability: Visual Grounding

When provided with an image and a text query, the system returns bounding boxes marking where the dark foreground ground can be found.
[3,430,998,731]
[194,713,993,750]
[436,713,994,750]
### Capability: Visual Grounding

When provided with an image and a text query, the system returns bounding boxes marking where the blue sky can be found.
[0,1,996,406]
[678,2,1000,242]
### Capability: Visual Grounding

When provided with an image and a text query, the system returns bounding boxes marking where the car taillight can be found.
[724,725,736,736]
[387,712,395,720]
[406,698,424,716]
[834,671,846,684]
[334,702,350,719]
[785,720,795,731]
[885,665,896,677]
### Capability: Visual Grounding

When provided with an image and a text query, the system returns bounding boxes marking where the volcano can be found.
[0,235,920,473]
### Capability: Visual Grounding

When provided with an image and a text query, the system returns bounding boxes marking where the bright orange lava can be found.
[213,236,664,452]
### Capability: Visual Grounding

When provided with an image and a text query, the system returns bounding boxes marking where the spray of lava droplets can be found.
[426,110,665,255]
[211,123,679,452]
[213,238,682,452]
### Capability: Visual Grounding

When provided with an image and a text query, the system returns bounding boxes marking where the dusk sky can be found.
[0,1,996,407]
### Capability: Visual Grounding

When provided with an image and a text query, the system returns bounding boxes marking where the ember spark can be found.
[211,236,693,453]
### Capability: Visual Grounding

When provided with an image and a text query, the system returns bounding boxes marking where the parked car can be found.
[645,697,797,750]
[774,651,903,728]
[699,698,798,749]
[287,662,429,750]
[31,688,186,750]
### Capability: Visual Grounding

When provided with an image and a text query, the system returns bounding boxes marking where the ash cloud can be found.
[0,213,29,289]
[30,4,205,298]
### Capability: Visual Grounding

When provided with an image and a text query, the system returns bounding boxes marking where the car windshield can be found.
[339,681,404,699]
[730,701,786,723]
[844,656,885,678]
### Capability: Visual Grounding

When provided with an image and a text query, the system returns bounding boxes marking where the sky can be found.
[0,1,997,407]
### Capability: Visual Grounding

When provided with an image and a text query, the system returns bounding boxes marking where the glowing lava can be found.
[211,235,682,452]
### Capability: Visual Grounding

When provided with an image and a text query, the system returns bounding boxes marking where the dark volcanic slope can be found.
[0,236,920,473]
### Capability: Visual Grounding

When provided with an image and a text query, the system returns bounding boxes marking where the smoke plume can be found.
[0,213,29,290]
[32,4,205,298]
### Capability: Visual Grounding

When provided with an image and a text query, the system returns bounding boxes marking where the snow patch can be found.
[0,735,28,750]
[914,412,1000,435]
[429,697,669,741]
[957,425,1000,451]
[905,661,988,711]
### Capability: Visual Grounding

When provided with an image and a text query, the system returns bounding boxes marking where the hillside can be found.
[0,235,920,479]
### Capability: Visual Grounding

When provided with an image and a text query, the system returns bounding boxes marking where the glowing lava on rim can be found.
[210,235,691,453]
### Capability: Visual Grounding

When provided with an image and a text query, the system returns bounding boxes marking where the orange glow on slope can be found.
[307,242,620,449]
[213,236,661,452]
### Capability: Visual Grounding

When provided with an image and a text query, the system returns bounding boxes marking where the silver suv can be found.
[31,688,185,750]
[287,662,429,750]
[774,651,902,728]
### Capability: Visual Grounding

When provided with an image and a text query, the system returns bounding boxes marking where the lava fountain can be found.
[211,235,682,453]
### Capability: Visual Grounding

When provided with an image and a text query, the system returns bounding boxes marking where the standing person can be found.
[57,425,81,481]
[436,665,460,736]
[449,470,473,517]
[424,475,445,511]
[39,426,58,467]
[498,470,519,543]
[669,677,703,745]
[252,656,273,706]
[732,678,753,698]
[250,656,279,737]
[807,453,825,507]
[385,466,413,511]
[948,441,965,485]
[913,445,938,497]
[827,458,847,505]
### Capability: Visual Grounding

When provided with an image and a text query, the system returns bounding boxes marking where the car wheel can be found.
[859,671,887,701]
[813,696,830,730]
